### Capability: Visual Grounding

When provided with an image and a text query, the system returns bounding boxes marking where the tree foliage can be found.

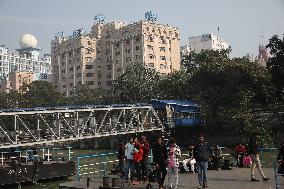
[67,85,106,105]
[22,81,63,107]
[266,35,284,99]
[108,63,161,103]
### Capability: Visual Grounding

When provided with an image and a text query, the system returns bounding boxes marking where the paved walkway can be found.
[177,168,279,189]
[60,168,282,189]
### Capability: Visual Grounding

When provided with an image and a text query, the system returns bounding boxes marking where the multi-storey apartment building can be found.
[188,33,229,53]
[0,34,52,83]
[51,32,96,96]
[52,19,180,96]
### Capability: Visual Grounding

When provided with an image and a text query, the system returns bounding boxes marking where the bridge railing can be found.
[76,152,118,181]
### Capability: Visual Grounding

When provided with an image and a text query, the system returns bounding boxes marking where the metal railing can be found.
[76,152,118,181]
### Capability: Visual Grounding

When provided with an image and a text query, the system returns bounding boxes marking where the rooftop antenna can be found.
[94,13,105,24]
[145,11,157,22]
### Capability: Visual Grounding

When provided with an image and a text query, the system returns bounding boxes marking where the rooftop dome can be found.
[19,33,38,49]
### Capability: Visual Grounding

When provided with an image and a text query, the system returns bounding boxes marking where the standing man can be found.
[117,140,125,178]
[125,136,134,183]
[194,135,210,188]
[141,136,150,182]
[153,136,168,189]
[277,141,284,174]
[247,132,270,182]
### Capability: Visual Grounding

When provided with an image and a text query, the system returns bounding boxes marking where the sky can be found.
[0,0,284,58]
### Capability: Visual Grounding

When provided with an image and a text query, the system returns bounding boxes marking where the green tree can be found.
[266,35,284,99]
[159,70,190,99]
[23,81,63,107]
[68,85,106,105]
[109,63,161,103]
[188,50,272,139]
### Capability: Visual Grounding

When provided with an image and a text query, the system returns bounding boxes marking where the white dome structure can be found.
[19,33,38,49]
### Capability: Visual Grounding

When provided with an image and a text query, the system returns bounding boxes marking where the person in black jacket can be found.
[194,135,210,189]
[277,141,284,174]
[247,132,270,182]
[152,136,167,189]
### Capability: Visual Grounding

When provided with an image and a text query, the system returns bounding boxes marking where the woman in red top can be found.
[235,143,246,167]
[133,137,144,184]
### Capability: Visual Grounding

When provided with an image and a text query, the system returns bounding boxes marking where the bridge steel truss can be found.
[0,105,164,148]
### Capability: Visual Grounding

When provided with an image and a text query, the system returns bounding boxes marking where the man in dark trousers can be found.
[141,135,150,182]
[247,132,270,182]
[277,141,284,174]
[194,135,210,189]
[117,140,125,178]
[153,136,168,189]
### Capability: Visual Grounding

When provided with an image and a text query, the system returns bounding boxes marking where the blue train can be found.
[151,99,202,127]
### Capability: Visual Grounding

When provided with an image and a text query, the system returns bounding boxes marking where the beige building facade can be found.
[2,71,34,93]
[51,20,180,96]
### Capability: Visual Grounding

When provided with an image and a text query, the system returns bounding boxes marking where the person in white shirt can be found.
[125,136,134,182]
[182,143,196,173]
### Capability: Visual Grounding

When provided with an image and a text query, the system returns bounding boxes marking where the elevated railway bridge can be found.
[0,104,164,149]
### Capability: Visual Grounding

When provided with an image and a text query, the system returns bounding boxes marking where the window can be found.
[117,68,121,72]
[125,48,130,53]
[160,47,166,52]
[107,65,112,70]
[115,51,120,56]
[126,57,131,62]
[148,63,154,68]
[160,56,166,61]
[86,81,94,85]
[135,55,140,60]
[105,41,110,47]
[98,74,102,78]
[160,64,166,69]
[107,72,111,78]
[116,59,120,64]
[135,46,140,51]
[160,37,166,44]
[69,83,73,87]
[107,81,112,86]
[106,31,110,39]
[125,39,130,45]
[85,65,94,69]
[77,73,81,78]
[135,36,140,42]
[86,73,94,77]
[69,67,74,72]
[149,54,154,59]
[62,85,66,88]
[62,69,66,74]
[147,45,153,50]
[115,42,120,48]
[76,65,80,70]
[78,81,81,85]
[98,81,101,86]
[106,49,111,55]
[147,35,154,42]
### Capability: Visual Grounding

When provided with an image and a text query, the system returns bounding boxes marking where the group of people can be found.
[117,136,150,184]
[118,135,211,189]
[116,131,284,189]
